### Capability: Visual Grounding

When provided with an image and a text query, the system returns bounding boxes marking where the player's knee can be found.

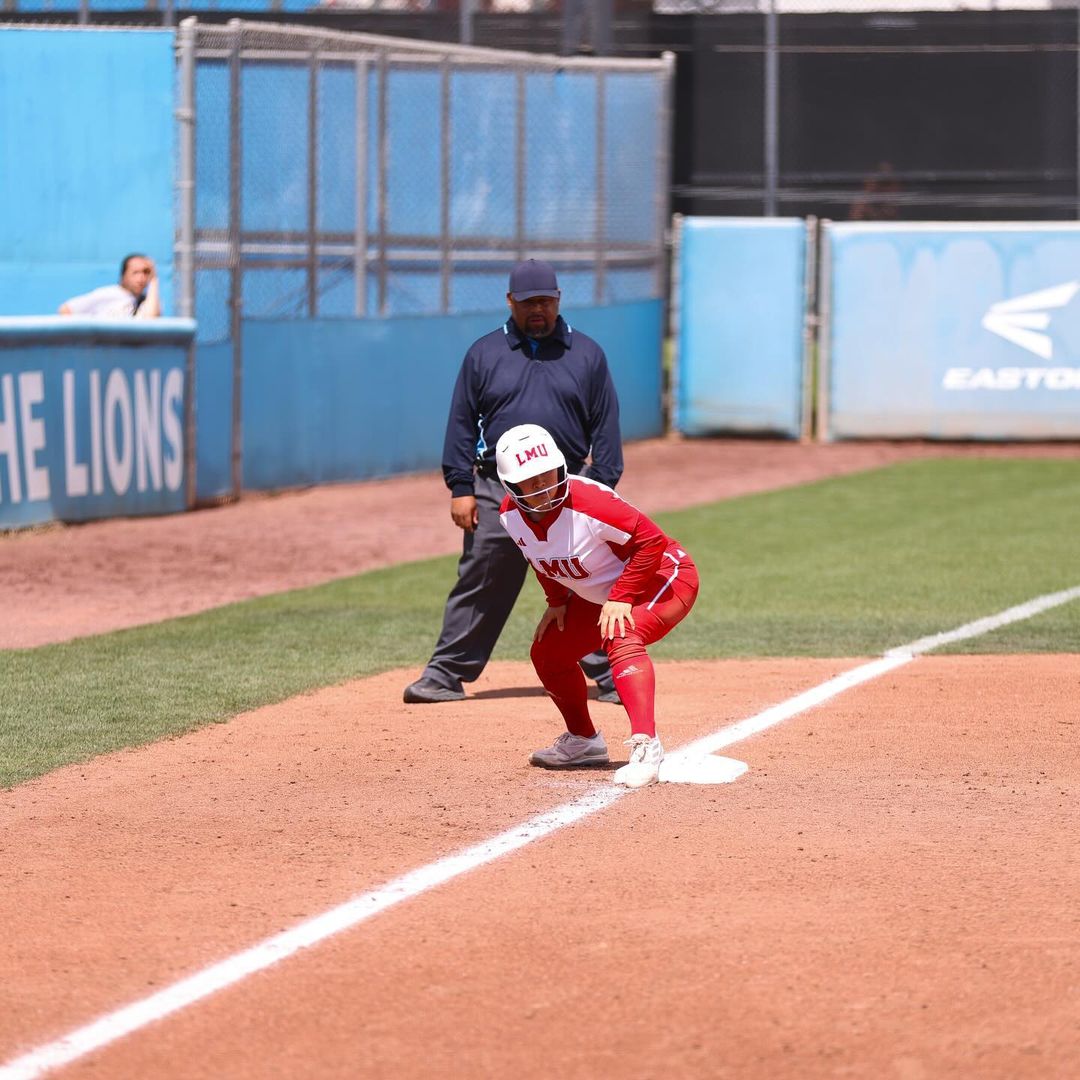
[606,635,646,668]
[530,638,561,672]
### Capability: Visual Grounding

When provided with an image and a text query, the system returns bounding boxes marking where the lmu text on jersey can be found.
[531,556,590,580]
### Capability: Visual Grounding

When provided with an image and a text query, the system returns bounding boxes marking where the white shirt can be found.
[63,284,138,318]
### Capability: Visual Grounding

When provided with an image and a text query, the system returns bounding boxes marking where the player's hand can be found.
[534,605,567,642]
[598,601,634,640]
[450,495,479,532]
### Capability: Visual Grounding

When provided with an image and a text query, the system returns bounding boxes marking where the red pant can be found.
[529,552,699,739]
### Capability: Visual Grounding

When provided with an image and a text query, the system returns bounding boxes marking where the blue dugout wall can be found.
[0,319,195,529]
[0,29,176,318]
[823,223,1080,440]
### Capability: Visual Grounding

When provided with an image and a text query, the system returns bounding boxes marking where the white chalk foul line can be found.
[3,584,1078,1080]
[0,787,627,1080]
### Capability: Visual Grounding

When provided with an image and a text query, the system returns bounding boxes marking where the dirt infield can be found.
[3,438,1079,1078]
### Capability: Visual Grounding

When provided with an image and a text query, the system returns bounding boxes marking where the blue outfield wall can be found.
[676,218,808,438]
[0,29,176,319]
[0,319,195,529]
[825,222,1080,440]
[239,301,664,492]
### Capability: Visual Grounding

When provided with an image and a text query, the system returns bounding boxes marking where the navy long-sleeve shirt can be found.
[442,315,623,497]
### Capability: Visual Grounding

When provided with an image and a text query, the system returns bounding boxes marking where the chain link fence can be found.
[658,0,1080,222]
[177,19,673,340]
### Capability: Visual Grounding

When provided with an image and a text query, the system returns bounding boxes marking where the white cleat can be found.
[529,731,609,769]
[613,734,664,788]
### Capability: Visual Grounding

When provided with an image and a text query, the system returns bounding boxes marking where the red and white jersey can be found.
[499,475,687,608]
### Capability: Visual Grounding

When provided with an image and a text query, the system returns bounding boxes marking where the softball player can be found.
[495,423,700,788]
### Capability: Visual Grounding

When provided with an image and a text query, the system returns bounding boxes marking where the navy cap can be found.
[508,259,560,301]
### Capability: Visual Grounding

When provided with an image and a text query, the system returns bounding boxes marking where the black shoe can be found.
[403,677,466,704]
[595,686,621,705]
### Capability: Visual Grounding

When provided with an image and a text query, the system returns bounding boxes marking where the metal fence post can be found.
[228,19,244,497]
[668,212,684,437]
[376,52,389,317]
[657,51,676,304]
[459,0,473,48]
[176,17,196,321]
[595,69,607,304]
[355,56,369,317]
[308,46,320,318]
[515,69,526,261]
[800,216,819,443]
[764,0,779,217]
[816,220,833,444]
[440,56,452,314]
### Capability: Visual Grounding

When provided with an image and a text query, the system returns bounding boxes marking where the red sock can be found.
[608,649,656,737]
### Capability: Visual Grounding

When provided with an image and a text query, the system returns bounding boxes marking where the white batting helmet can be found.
[495,424,569,512]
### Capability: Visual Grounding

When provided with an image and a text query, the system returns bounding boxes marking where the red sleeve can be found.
[606,514,667,603]
[567,483,668,605]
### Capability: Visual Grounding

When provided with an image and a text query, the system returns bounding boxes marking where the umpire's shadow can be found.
[469,686,622,702]
[468,685,549,700]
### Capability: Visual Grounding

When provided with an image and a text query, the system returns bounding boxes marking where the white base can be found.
[657,754,748,785]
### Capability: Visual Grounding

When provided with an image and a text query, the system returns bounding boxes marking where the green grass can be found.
[2,457,1078,787]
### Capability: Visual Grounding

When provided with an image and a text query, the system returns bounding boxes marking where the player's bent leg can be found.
[606,560,700,787]
[530,598,603,738]
[606,635,656,737]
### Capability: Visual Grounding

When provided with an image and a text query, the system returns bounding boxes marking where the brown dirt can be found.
[3,437,1079,1078]
[2,657,1078,1078]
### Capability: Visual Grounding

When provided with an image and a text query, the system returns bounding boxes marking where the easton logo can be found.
[536,556,590,580]
[515,445,548,467]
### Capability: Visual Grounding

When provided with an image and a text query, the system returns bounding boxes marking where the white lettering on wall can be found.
[1,365,185,508]
[134,369,162,493]
[18,371,49,502]
[162,368,184,492]
[63,370,89,497]
[942,367,1080,391]
[103,369,134,496]
[0,373,21,503]
[89,369,104,495]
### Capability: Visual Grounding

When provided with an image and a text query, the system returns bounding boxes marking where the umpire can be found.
[403,258,624,705]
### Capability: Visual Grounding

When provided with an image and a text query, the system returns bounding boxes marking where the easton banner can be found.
[0,319,194,529]
[824,223,1080,440]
